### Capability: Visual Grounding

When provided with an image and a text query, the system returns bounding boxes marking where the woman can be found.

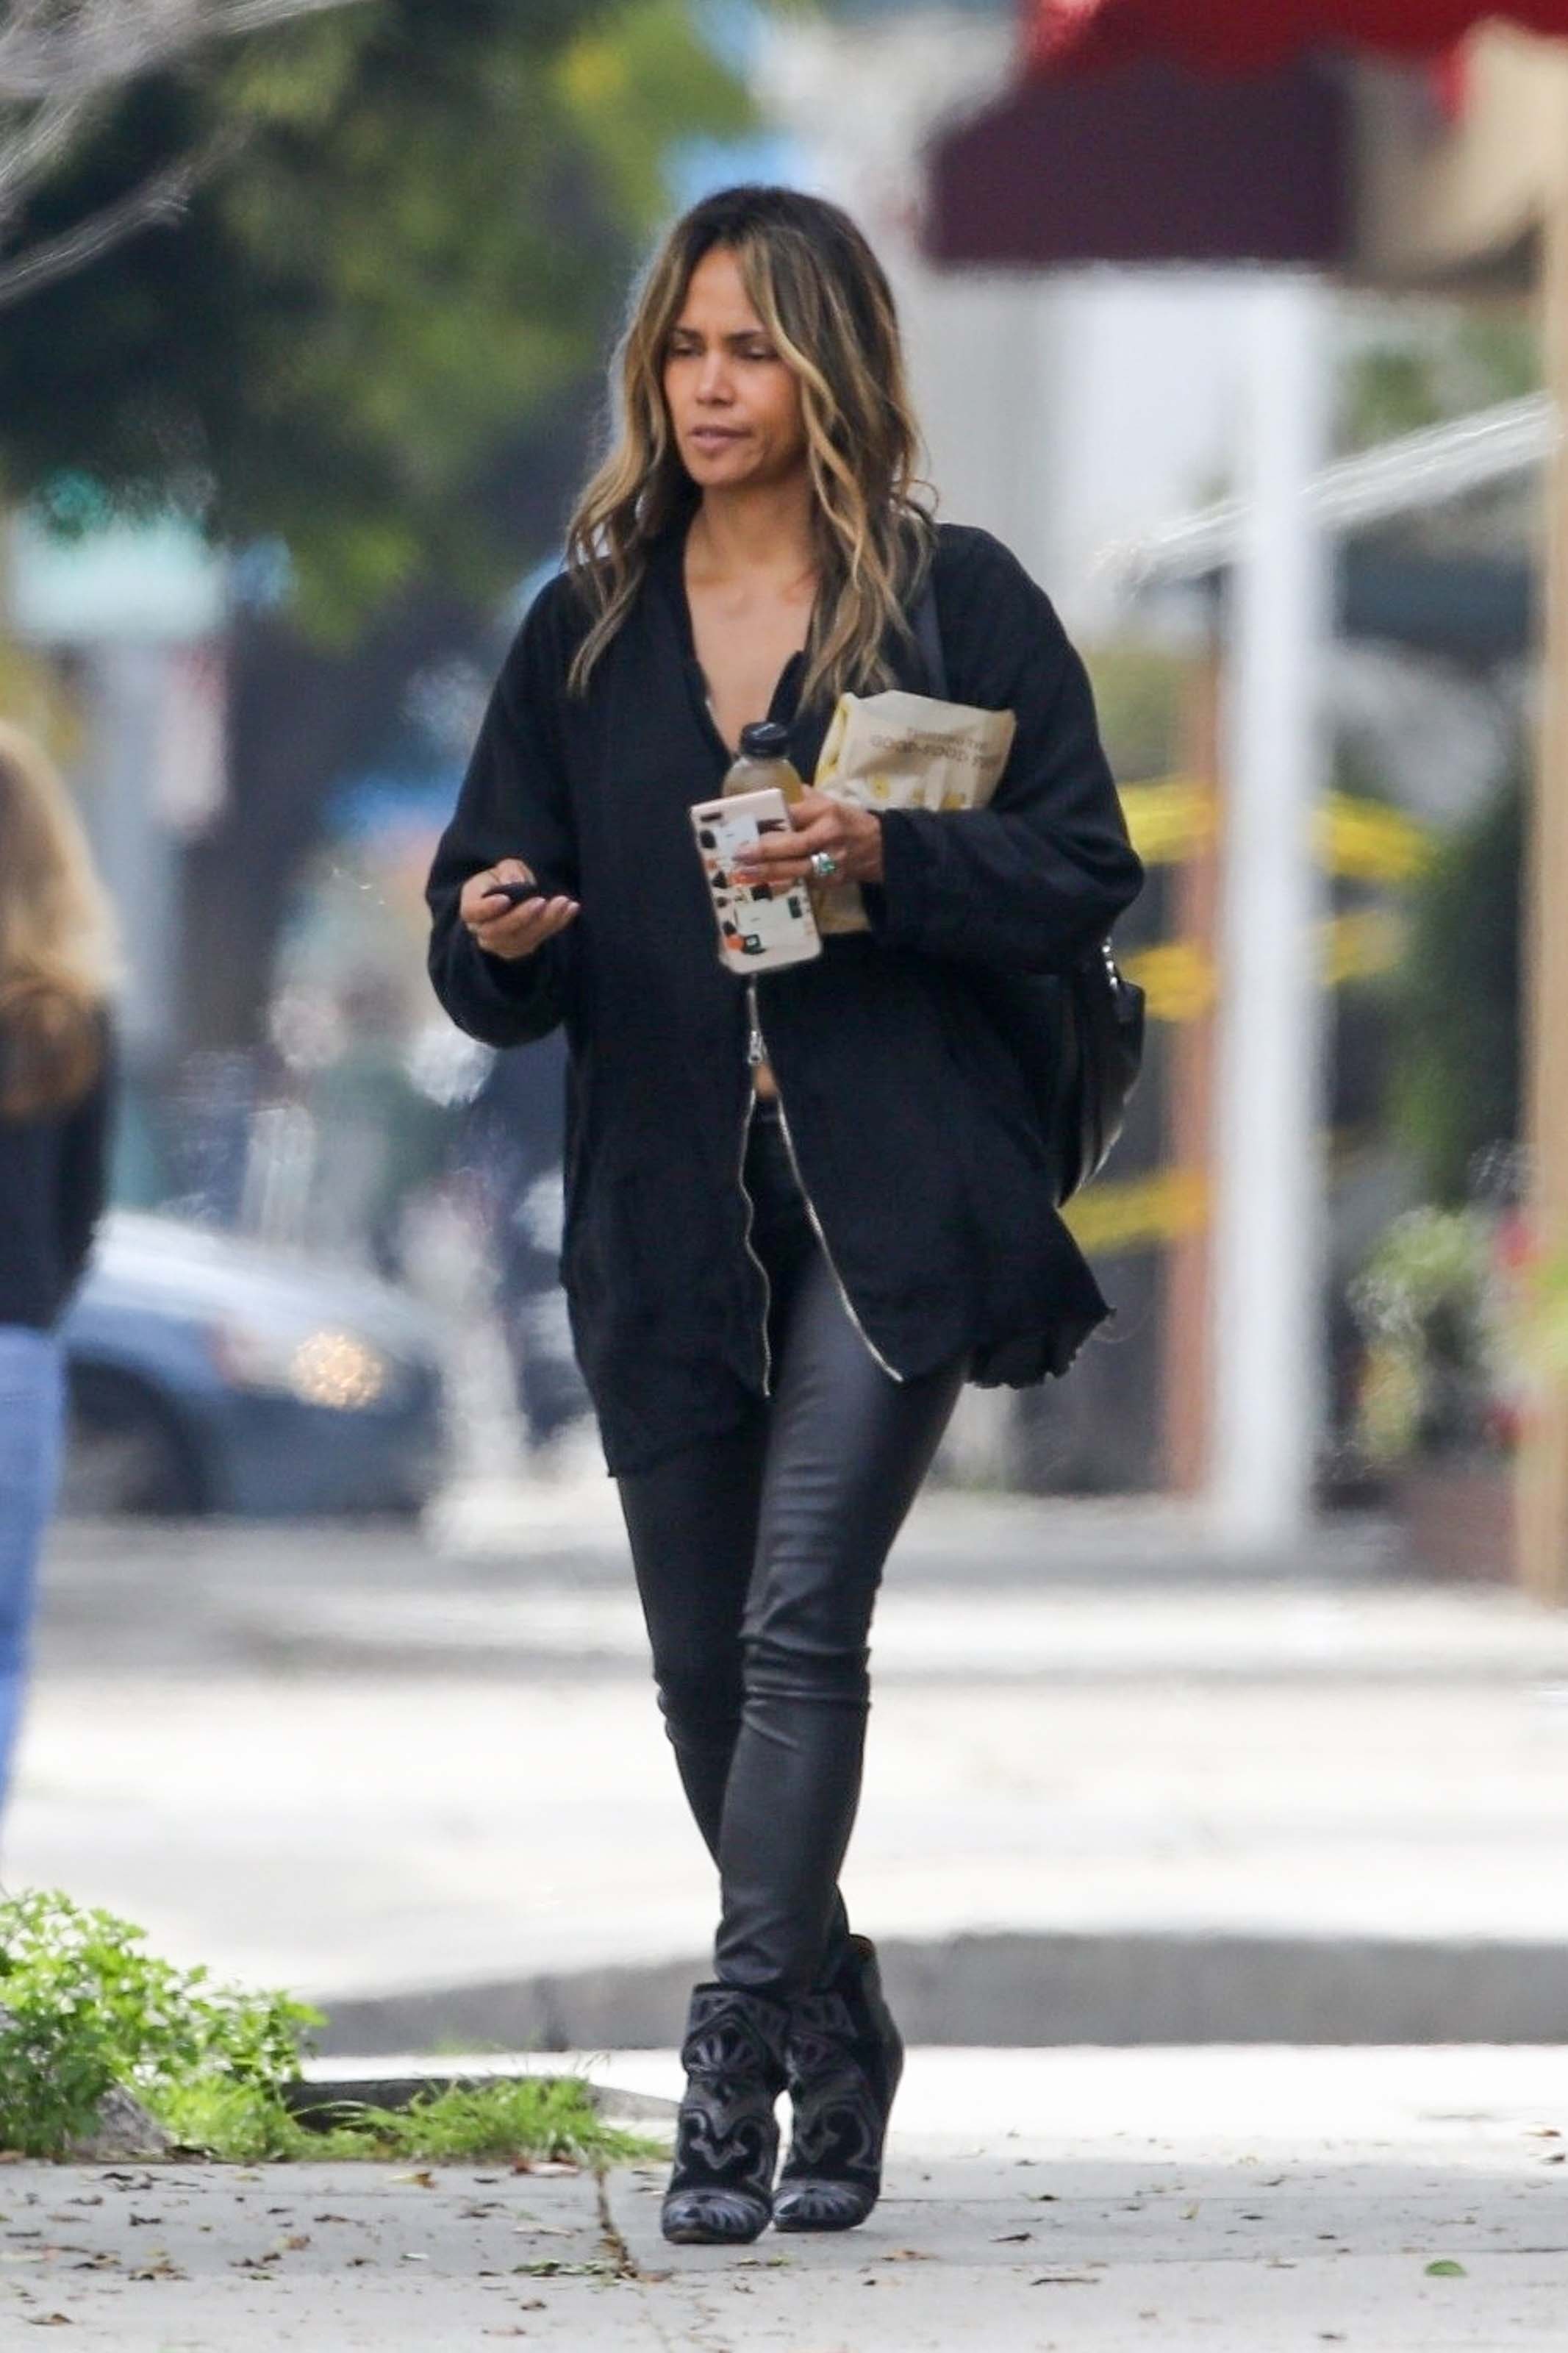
[0,722,120,1829]
[426,185,1144,2244]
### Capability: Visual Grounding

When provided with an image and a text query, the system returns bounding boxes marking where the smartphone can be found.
[482,879,542,909]
[690,788,821,974]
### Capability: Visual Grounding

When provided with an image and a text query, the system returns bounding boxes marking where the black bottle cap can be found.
[738,721,790,759]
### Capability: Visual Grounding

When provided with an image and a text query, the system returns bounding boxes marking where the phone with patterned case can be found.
[690,788,823,974]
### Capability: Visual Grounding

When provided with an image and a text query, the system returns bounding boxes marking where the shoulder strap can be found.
[910,574,948,701]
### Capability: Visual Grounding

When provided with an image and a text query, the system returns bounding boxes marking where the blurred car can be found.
[57,1211,448,1517]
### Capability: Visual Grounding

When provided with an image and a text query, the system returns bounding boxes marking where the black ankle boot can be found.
[771,1933,903,2232]
[661,1980,791,2244]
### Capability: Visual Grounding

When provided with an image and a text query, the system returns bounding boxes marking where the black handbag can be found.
[909,576,1145,1206]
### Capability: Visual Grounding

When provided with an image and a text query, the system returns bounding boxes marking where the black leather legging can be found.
[616,1096,968,1999]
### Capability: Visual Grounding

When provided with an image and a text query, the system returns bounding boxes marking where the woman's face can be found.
[662,245,809,493]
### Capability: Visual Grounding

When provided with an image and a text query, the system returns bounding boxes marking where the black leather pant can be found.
[616,1096,968,1999]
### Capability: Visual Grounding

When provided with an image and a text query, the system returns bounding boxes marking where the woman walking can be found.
[0,723,120,1831]
[426,184,1144,2244]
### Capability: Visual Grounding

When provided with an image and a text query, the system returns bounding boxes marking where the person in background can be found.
[0,722,121,1829]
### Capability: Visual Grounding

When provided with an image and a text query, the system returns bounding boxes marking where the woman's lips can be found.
[689,426,745,448]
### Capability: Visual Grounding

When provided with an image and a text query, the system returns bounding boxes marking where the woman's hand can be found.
[460,859,579,962]
[733,788,884,889]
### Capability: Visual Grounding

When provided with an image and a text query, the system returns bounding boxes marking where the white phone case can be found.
[690,788,823,974]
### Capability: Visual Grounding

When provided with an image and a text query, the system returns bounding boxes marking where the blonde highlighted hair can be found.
[563,184,937,712]
[0,721,121,1119]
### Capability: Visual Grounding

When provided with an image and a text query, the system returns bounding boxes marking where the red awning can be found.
[1032,1,1568,75]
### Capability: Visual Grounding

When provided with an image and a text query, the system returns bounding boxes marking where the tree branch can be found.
[0,119,245,310]
[0,1,371,106]
[0,93,90,232]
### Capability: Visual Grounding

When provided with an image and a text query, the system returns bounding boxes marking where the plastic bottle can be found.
[723,719,804,804]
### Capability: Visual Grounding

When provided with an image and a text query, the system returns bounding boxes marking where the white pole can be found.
[1208,275,1333,1549]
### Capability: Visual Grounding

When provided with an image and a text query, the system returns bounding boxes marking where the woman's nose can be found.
[695,351,733,401]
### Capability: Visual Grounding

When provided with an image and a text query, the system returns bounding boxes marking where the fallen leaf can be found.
[1425,2259,1467,2277]
[26,2317,73,2329]
[992,2231,1032,2243]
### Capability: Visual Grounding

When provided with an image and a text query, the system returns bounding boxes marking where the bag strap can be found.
[910,574,948,701]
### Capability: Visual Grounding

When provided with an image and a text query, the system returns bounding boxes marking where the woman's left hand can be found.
[732,788,884,888]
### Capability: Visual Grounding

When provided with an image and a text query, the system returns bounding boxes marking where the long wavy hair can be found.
[0,721,121,1119]
[563,184,938,712]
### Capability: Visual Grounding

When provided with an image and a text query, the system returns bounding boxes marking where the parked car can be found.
[57,1211,448,1517]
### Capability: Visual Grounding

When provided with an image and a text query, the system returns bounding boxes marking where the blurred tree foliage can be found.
[0,0,754,640]
[1084,640,1190,782]
[1385,768,1523,1206]
[1336,296,1540,455]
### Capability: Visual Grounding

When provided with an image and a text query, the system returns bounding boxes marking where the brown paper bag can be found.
[811,688,1017,935]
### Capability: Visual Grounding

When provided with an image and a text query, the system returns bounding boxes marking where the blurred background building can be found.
[2,0,1565,1598]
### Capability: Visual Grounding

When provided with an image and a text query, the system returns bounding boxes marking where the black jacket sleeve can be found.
[425,577,582,1049]
[862,531,1144,972]
[57,1009,116,1304]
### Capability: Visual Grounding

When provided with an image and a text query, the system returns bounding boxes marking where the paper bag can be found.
[811,689,1017,935]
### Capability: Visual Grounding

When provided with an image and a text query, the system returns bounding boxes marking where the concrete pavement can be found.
[7,1493,1568,2045]
[4,2047,1564,2348]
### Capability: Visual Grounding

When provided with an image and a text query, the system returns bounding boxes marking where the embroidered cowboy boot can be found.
[771,1932,903,2232]
[661,1980,791,2244]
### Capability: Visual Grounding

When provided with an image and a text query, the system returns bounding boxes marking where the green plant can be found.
[1347,1205,1516,1468]
[1383,771,1522,1207]
[0,1890,662,2166]
[0,1888,321,2160]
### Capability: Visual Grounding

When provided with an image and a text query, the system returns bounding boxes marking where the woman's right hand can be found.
[460,859,580,962]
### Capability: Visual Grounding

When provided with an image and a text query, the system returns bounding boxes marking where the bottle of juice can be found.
[723,720,804,804]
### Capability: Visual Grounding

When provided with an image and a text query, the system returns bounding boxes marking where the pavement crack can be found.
[593,2165,640,2280]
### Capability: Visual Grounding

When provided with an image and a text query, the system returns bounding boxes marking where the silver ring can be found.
[809,849,841,882]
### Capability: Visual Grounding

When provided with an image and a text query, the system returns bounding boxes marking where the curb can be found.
[312,1927,1568,2057]
[284,2063,677,2130]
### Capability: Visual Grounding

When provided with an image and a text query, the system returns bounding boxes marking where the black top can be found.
[0,1004,117,1332]
[425,512,1145,1475]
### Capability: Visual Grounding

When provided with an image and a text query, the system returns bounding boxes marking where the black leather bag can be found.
[909,576,1144,1206]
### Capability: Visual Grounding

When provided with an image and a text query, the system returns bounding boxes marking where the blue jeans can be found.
[0,1326,65,1819]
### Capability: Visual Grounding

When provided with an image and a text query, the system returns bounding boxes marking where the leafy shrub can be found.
[1347,1205,1516,1466]
[0,1889,320,2159]
[0,1888,659,2166]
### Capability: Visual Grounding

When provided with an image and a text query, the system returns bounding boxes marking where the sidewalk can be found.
[11,1497,1568,2046]
[6,2048,1564,2348]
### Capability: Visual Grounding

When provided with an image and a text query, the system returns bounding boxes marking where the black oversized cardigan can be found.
[425,513,1145,1474]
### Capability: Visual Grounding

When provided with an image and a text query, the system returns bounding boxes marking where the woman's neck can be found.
[687,478,817,592]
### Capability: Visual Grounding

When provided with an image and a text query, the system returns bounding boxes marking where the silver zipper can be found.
[748,991,905,1385]
[737,1029,773,1396]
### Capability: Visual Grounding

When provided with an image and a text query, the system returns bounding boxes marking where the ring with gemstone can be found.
[809,849,841,882]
